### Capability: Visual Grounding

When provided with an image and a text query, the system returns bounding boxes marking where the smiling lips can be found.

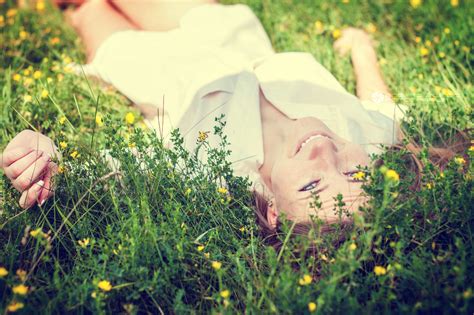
[294,133,333,156]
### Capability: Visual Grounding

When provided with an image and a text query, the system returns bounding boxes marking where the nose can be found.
[306,137,338,163]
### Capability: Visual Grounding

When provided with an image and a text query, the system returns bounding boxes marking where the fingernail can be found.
[37,180,45,187]
[39,199,45,206]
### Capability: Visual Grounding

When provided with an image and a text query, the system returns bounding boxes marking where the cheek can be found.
[270,157,297,193]
[339,145,370,167]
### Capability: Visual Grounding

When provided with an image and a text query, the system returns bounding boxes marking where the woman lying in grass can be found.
[0,0,463,234]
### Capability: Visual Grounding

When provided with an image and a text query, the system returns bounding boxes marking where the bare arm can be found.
[334,28,393,103]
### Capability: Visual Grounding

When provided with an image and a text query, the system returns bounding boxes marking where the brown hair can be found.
[253,129,471,254]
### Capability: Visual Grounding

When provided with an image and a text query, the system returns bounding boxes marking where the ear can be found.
[267,199,278,229]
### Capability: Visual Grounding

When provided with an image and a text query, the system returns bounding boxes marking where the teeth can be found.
[298,135,328,152]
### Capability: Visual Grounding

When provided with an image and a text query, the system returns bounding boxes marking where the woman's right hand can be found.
[1,130,60,209]
[333,27,373,57]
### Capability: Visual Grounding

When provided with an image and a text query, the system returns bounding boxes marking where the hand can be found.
[333,27,373,57]
[1,130,59,209]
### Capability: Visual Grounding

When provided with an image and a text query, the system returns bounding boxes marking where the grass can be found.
[0,0,473,313]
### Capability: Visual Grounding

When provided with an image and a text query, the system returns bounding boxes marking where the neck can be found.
[258,88,291,190]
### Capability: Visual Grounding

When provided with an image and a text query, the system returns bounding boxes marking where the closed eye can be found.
[344,170,366,182]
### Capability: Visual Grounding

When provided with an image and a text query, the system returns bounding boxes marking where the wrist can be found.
[351,44,378,69]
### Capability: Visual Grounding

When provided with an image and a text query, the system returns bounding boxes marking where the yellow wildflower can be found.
[442,88,454,96]
[217,187,228,194]
[41,89,49,99]
[438,52,446,58]
[16,269,27,281]
[426,183,433,190]
[450,0,459,6]
[184,188,192,196]
[204,252,210,259]
[463,289,472,299]
[352,171,365,181]
[7,302,24,312]
[374,265,387,276]
[125,112,135,124]
[444,27,450,34]
[462,46,470,53]
[197,245,205,252]
[59,141,68,149]
[12,284,29,295]
[36,0,45,11]
[385,169,400,182]
[0,267,8,277]
[415,36,421,43]
[23,69,31,76]
[13,73,21,82]
[98,280,112,292]
[198,131,209,142]
[298,274,312,286]
[6,9,17,18]
[70,150,79,159]
[58,165,65,174]
[47,77,53,83]
[469,145,474,152]
[365,22,377,34]
[19,30,28,40]
[239,226,246,232]
[454,40,460,46]
[211,261,222,270]
[95,113,104,127]
[62,55,72,64]
[59,116,66,125]
[220,290,230,299]
[342,0,349,3]
[410,0,422,8]
[454,157,466,165]
[308,302,317,312]
[349,243,357,251]
[50,37,60,45]
[0,16,4,27]
[425,40,432,47]
[419,47,429,56]
[314,20,324,33]
[24,95,32,102]
[30,228,43,238]
[78,238,90,248]
[439,172,445,178]
[33,71,42,79]
[332,29,342,39]
[418,73,424,80]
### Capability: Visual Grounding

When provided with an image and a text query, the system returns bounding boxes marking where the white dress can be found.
[80,3,405,189]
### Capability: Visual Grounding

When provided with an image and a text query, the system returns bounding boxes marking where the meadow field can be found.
[0,0,473,313]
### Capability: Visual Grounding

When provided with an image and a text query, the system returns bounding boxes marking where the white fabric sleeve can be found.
[359,99,408,144]
[359,99,407,123]
[79,30,248,128]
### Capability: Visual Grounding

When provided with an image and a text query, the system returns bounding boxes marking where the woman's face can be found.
[269,117,370,224]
